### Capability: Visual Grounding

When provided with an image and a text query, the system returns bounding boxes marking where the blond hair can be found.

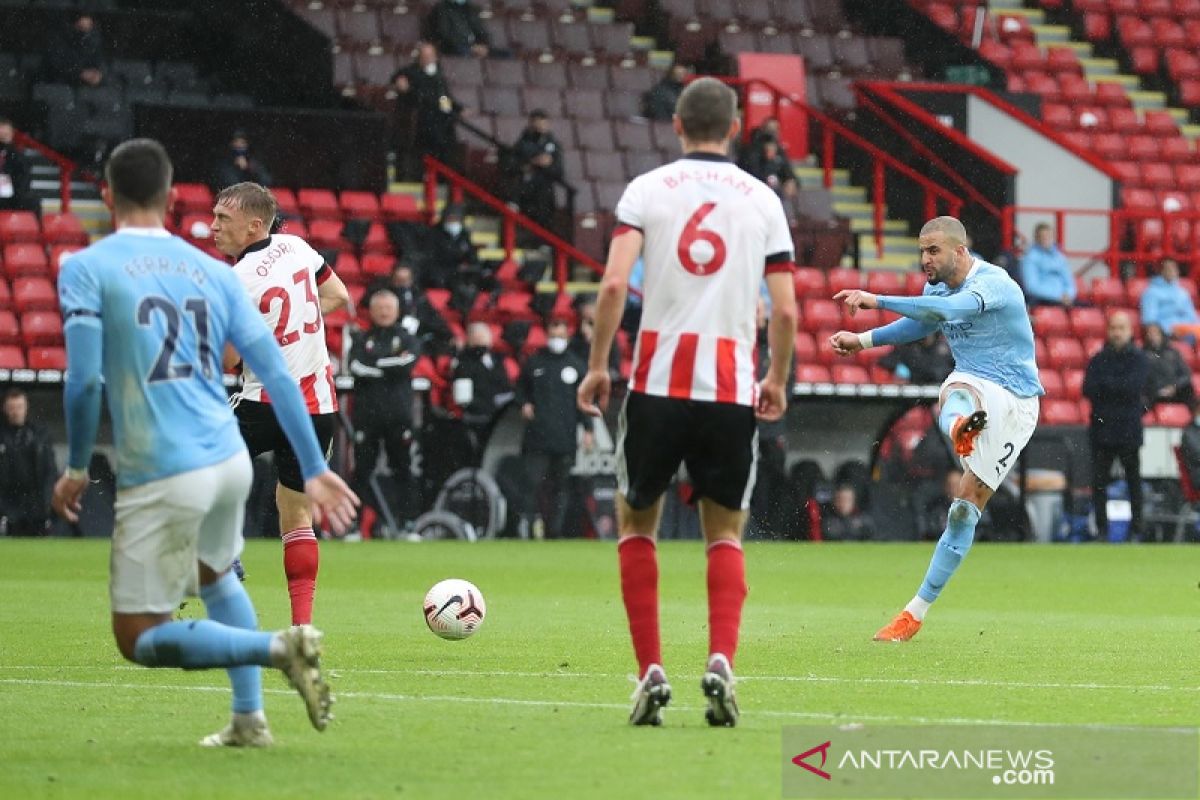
[214,182,278,228]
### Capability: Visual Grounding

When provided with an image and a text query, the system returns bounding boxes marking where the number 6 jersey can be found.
[231,233,338,414]
[614,153,795,407]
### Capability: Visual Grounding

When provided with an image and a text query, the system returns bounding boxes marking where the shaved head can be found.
[919,216,968,247]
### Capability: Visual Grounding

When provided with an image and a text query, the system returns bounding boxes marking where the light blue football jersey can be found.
[58,228,272,488]
[923,258,1043,398]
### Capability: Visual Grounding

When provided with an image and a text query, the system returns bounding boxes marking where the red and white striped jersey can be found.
[231,233,338,414]
[616,153,794,407]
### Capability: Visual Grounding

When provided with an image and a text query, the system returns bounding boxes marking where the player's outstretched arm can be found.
[829,317,937,358]
[579,227,642,417]
[836,289,982,324]
[54,321,104,522]
[758,272,797,421]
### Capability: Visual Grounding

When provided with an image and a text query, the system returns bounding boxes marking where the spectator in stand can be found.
[569,297,621,380]
[642,63,690,121]
[821,485,875,541]
[1141,258,1200,339]
[348,290,421,537]
[517,317,593,539]
[0,118,33,213]
[1083,310,1149,541]
[878,332,955,384]
[212,130,272,192]
[750,298,794,537]
[363,263,454,353]
[425,0,490,58]
[427,204,484,310]
[391,42,462,178]
[1179,396,1200,490]
[47,13,105,87]
[0,389,57,536]
[507,109,563,234]
[1143,321,1194,407]
[1021,223,1076,308]
[993,230,1028,288]
[738,137,797,199]
[451,322,514,447]
[748,117,783,153]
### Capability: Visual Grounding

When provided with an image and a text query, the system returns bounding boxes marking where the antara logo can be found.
[792,740,833,781]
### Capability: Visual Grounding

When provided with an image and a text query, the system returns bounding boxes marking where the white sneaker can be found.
[702,653,739,727]
[628,663,672,726]
[199,718,274,747]
[274,624,333,731]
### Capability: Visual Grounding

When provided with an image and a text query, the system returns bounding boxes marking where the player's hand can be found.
[833,289,878,316]
[828,330,864,357]
[305,471,360,535]
[521,402,535,421]
[756,378,787,421]
[52,474,89,523]
[577,368,611,418]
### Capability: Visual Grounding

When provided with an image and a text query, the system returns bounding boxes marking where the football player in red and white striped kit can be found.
[211,182,350,626]
[577,78,798,727]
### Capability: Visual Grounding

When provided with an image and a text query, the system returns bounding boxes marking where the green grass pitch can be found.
[0,539,1196,799]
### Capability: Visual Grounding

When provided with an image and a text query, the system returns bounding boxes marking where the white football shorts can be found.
[941,370,1040,492]
[110,450,253,614]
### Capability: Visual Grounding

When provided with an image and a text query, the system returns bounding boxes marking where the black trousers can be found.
[354,415,415,523]
[1091,443,1143,537]
[525,451,575,538]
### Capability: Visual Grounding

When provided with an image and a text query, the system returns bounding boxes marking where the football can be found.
[423,578,487,640]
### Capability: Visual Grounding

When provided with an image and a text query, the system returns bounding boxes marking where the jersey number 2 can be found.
[137,296,212,383]
[260,269,320,346]
[676,202,727,276]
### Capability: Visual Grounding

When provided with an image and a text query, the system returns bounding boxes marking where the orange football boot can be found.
[873,610,922,642]
[949,410,988,456]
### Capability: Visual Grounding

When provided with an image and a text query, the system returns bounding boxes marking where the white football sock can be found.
[904,596,932,621]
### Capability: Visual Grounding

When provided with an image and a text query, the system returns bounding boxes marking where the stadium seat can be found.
[1039,368,1064,397]
[1062,368,1085,399]
[173,183,213,214]
[0,278,9,311]
[2,243,48,279]
[40,213,88,246]
[340,191,381,221]
[307,219,347,251]
[0,309,18,344]
[1094,81,1129,107]
[795,363,832,383]
[20,311,62,347]
[793,266,827,297]
[1070,307,1106,338]
[801,298,842,332]
[1156,403,1191,427]
[0,343,23,368]
[825,267,861,295]
[1041,398,1082,426]
[1091,277,1128,307]
[332,252,362,283]
[361,253,395,278]
[865,271,905,295]
[12,277,56,312]
[0,211,40,244]
[48,246,81,276]
[1144,109,1180,137]
[27,346,66,371]
[381,193,422,222]
[793,331,817,362]
[832,363,870,384]
[1046,337,1086,369]
[1031,305,1070,336]
[298,189,341,220]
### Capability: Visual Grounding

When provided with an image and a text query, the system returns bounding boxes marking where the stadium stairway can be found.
[794,165,918,272]
[28,153,108,243]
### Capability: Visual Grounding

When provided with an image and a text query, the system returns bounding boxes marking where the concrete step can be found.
[858,252,918,270]
[1183,123,1200,141]
[834,201,882,220]
[1092,73,1140,88]
[1054,40,1094,57]
[1031,24,1071,44]
[1080,57,1120,76]
[1128,90,1167,110]
[993,7,1045,23]
[858,234,920,256]
[829,184,866,202]
[849,217,908,234]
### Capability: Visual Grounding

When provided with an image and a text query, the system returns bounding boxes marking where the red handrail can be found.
[12,129,79,213]
[423,155,605,292]
[715,76,963,260]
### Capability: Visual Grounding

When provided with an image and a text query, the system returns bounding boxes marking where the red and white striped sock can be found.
[282,527,319,625]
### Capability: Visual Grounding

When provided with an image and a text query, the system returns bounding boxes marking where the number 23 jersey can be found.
[615,153,794,408]
[232,233,338,414]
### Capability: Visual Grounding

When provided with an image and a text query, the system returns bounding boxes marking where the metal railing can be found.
[12,129,84,214]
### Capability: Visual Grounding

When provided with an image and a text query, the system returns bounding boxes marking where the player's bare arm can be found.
[317,269,350,315]
[758,271,797,421]
[833,288,879,316]
[578,227,643,417]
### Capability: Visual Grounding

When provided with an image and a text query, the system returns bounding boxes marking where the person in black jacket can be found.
[450,322,515,456]
[47,13,105,87]
[1143,321,1194,407]
[738,137,797,199]
[349,290,421,531]
[569,298,621,380]
[507,109,563,233]
[212,130,272,192]
[642,63,690,121]
[391,42,462,177]
[1083,310,1150,540]
[0,389,57,536]
[517,317,594,538]
[427,204,485,312]
[425,0,490,58]
[0,118,33,213]
[362,263,453,354]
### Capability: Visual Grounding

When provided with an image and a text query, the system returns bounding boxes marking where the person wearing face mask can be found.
[517,317,594,538]
[425,0,490,58]
[391,42,463,179]
[429,204,484,310]
[506,109,563,234]
[213,130,272,192]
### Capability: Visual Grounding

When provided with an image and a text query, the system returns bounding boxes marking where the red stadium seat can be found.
[0,278,9,311]
[793,266,826,297]
[832,364,870,384]
[793,331,817,362]
[801,298,842,333]
[307,219,346,251]
[298,189,341,220]
[361,253,395,277]
[359,222,392,255]
[1062,368,1085,399]
[1039,368,1064,397]
[1160,137,1197,163]
[0,344,24,368]
[40,213,89,246]
[1156,403,1191,426]
[906,271,927,295]
[795,363,832,383]
[271,188,299,217]
[1091,277,1128,307]
[1046,46,1081,74]
[825,267,861,295]
[11,277,56,312]
[381,193,423,222]
[1070,307,1106,338]
[1046,337,1086,369]
[339,191,382,221]
[1144,109,1181,137]
[865,271,905,295]
[1041,398,1082,426]
[1031,305,1070,336]
[27,346,66,370]
[3,243,48,279]
[0,310,18,343]
[0,211,41,244]
[332,252,362,283]
[20,311,62,347]
[1094,81,1129,107]
[173,183,213,214]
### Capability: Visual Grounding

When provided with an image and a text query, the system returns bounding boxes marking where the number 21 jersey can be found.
[231,233,338,414]
[615,153,794,407]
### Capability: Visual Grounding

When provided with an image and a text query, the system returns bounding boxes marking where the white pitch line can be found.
[1,665,1196,693]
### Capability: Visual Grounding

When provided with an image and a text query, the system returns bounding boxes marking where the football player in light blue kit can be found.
[829,216,1043,641]
[51,139,360,746]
